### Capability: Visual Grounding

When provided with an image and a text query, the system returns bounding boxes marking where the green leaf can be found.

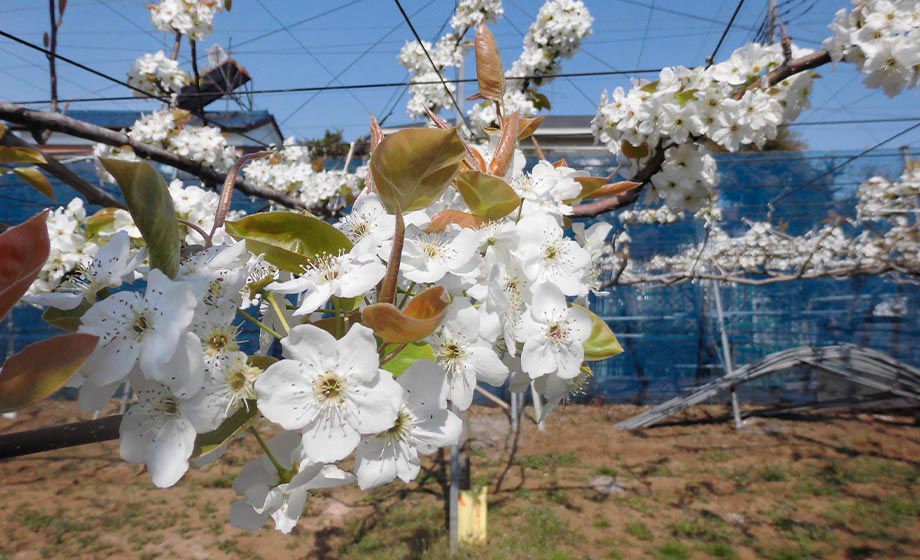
[454,171,521,220]
[574,304,624,361]
[640,80,659,93]
[382,343,436,376]
[0,333,98,413]
[13,167,55,200]
[84,207,118,242]
[0,210,50,323]
[362,286,450,344]
[193,402,259,457]
[42,299,92,332]
[0,146,47,165]
[676,88,698,106]
[529,91,551,111]
[226,212,352,273]
[474,22,505,103]
[370,128,466,213]
[100,159,180,278]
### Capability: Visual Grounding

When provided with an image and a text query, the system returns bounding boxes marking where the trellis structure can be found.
[615,344,920,430]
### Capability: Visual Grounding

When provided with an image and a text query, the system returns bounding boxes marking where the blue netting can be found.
[1,151,917,405]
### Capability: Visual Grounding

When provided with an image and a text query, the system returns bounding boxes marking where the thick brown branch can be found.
[571,49,833,218]
[1,132,126,208]
[0,415,121,459]
[0,102,307,210]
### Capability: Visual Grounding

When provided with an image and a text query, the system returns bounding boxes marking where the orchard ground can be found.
[1,400,917,560]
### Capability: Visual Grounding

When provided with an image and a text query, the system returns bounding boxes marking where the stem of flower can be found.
[397,281,416,309]
[266,292,291,335]
[380,343,408,365]
[237,308,283,340]
[333,298,344,338]
[249,427,292,482]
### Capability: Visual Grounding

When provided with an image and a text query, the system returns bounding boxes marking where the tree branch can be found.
[0,132,126,208]
[0,415,121,459]
[570,49,833,218]
[0,102,307,210]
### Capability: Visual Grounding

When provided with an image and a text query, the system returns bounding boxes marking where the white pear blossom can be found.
[78,269,199,388]
[353,360,462,489]
[254,324,403,462]
[513,214,590,297]
[428,299,509,410]
[230,431,354,534]
[518,283,591,380]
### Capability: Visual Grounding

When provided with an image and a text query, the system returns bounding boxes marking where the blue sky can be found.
[1,0,918,152]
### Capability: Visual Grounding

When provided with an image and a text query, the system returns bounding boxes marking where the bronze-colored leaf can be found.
[0,333,98,413]
[370,127,466,213]
[362,286,450,344]
[454,171,521,220]
[621,141,649,160]
[311,157,325,172]
[13,167,55,200]
[0,210,50,323]
[489,110,519,177]
[0,146,47,165]
[474,22,505,103]
[426,210,488,233]
[517,116,544,141]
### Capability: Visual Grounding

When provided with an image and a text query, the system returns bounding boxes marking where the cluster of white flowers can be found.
[469,0,593,129]
[602,166,919,285]
[127,51,190,98]
[149,0,225,41]
[25,199,95,297]
[26,126,617,532]
[592,42,816,213]
[93,109,236,179]
[856,164,920,221]
[244,139,364,210]
[823,0,920,97]
[400,1,504,119]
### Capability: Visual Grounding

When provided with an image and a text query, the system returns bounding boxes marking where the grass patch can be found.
[655,540,690,560]
[516,452,580,470]
[625,520,653,541]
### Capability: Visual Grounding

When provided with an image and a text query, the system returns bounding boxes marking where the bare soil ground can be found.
[1,400,918,560]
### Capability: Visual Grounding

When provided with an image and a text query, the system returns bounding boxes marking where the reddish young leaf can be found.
[362,286,450,344]
[427,210,489,233]
[0,333,98,413]
[489,110,519,177]
[0,210,50,323]
[474,22,505,103]
[517,116,545,141]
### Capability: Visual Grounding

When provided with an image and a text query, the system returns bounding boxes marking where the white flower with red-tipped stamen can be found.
[513,214,590,297]
[78,268,198,388]
[518,283,591,379]
[254,323,403,463]
[353,360,462,489]
[266,248,385,316]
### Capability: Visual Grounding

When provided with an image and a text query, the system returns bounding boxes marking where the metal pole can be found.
[712,281,742,428]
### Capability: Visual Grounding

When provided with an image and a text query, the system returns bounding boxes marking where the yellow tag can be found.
[457,487,488,544]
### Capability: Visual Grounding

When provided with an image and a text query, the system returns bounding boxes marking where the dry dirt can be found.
[1,400,918,559]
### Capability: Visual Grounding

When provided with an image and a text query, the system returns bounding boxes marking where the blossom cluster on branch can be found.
[823,0,920,97]
[470,0,594,129]
[601,166,919,286]
[592,42,816,212]
[149,0,225,41]
[126,51,191,98]
[399,0,504,119]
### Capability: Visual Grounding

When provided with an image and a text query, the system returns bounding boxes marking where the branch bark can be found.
[0,414,121,459]
[570,49,833,218]
[0,102,307,210]
[1,132,126,208]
